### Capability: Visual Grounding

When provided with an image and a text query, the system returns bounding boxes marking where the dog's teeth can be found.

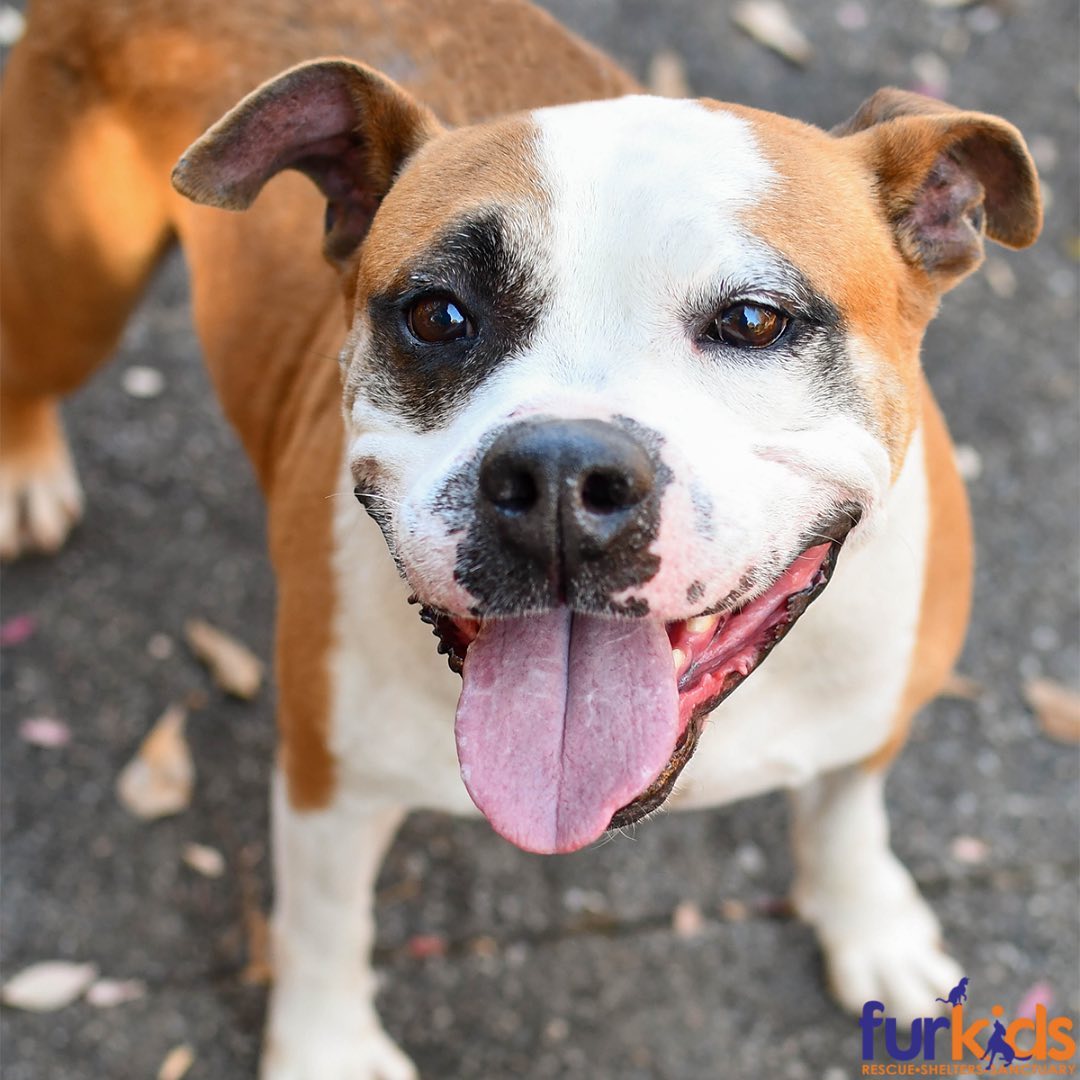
[672,648,686,673]
[686,615,719,635]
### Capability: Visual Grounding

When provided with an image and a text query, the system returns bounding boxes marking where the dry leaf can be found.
[672,900,705,938]
[952,443,982,482]
[1025,678,1080,744]
[116,704,194,819]
[238,846,273,984]
[183,842,226,878]
[0,5,25,47]
[647,48,692,98]
[467,935,499,958]
[158,1044,195,1080]
[18,717,72,748]
[1,961,98,1011]
[121,365,165,399]
[983,257,1018,299]
[185,618,264,699]
[240,908,273,985]
[720,898,749,922]
[950,834,989,864]
[85,978,146,1007]
[940,670,985,701]
[731,1,812,66]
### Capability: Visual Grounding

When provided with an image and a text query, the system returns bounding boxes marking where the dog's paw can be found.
[0,402,83,560]
[815,892,962,1023]
[262,994,417,1080]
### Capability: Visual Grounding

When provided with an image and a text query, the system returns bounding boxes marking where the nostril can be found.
[580,469,640,515]
[485,467,538,515]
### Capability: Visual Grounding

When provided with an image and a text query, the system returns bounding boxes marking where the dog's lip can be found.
[416,509,858,835]
[611,536,845,830]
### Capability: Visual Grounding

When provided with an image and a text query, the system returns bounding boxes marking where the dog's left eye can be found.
[406,293,476,344]
[705,303,789,349]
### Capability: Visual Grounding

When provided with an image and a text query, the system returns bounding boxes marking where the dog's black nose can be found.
[478,419,656,594]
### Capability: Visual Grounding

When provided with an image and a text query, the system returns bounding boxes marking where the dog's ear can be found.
[832,88,1041,289]
[172,59,443,265]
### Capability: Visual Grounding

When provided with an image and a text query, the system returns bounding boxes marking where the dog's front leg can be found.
[262,772,415,1080]
[790,763,962,1023]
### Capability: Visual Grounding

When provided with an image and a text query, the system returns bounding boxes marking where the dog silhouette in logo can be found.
[936,977,970,1006]
[982,1019,1032,1070]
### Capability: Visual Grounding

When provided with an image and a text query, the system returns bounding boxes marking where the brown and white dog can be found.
[0,0,1041,1076]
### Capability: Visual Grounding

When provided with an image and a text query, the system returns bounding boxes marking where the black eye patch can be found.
[361,211,546,432]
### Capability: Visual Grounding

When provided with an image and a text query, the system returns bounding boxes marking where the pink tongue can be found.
[454,609,680,854]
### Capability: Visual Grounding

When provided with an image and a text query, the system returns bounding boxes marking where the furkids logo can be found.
[860,977,1078,1075]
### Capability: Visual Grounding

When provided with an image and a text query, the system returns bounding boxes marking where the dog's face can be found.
[174,63,1039,855]
[348,98,883,618]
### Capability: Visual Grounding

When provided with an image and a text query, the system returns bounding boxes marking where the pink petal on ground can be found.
[1017,981,1054,1020]
[18,717,72,749]
[0,614,36,647]
[406,934,447,960]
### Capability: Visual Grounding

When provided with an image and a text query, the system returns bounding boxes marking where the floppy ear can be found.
[172,59,443,265]
[833,88,1041,288]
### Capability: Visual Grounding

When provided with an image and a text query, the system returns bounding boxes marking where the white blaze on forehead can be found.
[531,96,777,354]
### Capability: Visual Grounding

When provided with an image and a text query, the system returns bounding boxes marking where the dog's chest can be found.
[326,432,928,815]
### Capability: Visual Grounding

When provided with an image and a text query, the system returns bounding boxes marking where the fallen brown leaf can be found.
[116,704,194,820]
[1,961,98,1011]
[158,1044,195,1080]
[185,618,264,700]
[241,908,273,986]
[731,1,812,66]
[647,48,692,98]
[719,898,749,922]
[1025,677,1080,744]
[672,900,705,939]
[238,845,273,985]
[182,842,226,878]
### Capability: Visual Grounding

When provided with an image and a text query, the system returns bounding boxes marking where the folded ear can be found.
[833,88,1041,288]
[172,59,443,265]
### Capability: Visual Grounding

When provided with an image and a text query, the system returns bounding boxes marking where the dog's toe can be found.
[262,1032,417,1080]
[0,445,83,560]
[822,904,963,1023]
[262,998,417,1080]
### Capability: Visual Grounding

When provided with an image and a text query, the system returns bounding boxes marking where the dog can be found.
[0,0,1041,1075]
[982,1020,1032,1070]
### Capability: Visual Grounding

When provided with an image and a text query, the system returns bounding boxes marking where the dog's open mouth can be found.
[419,519,853,855]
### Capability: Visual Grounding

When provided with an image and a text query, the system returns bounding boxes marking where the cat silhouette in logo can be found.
[936,977,970,1006]
[982,1019,1032,1070]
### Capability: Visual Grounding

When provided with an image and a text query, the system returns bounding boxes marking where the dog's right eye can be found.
[406,293,476,344]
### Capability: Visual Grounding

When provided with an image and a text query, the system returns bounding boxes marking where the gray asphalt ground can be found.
[2,1,1078,1077]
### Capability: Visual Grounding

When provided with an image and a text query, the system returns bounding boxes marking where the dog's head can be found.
[175,61,1040,853]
